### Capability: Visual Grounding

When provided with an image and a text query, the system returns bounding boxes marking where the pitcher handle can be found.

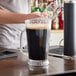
[20,30,27,55]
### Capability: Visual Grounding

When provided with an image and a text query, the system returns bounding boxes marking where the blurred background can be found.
[30,0,64,46]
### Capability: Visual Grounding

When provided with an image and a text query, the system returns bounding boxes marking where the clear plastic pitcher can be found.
[20,1,60,66]
[20,17,52,66]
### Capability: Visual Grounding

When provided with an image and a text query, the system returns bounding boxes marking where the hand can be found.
[40,12,48,17]
[31,12,48,19]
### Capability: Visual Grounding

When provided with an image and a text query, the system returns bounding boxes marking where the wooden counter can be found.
[0,49,76,76]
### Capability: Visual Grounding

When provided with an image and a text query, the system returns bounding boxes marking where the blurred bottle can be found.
[59,0,64,30]
[31,0,47,13]
[31,0,40,12]
[39,2,47,12]
[52,0,59,30]
[47,0,54,5]
[52,16,59,30]
[59,9,64,29]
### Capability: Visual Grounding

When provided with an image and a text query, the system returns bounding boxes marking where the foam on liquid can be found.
[26,24,48,30]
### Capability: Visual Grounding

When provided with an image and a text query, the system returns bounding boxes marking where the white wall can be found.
[49,31,64,46]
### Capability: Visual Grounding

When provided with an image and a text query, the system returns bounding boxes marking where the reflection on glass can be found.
[64,60,75,71]
[28,65,48,76]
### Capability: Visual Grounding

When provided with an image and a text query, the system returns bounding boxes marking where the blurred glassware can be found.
[44,0,61,19]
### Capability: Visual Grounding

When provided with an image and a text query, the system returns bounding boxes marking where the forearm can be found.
[0,9,41,24]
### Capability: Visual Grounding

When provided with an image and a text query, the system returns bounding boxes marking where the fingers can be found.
[41,12,48,17]
[31,12,41,18]
[32,12,48,18]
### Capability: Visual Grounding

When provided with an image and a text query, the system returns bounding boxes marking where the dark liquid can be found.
[26,27,49,60]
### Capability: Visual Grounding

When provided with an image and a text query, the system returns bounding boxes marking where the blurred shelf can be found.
[51,29,64,33]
